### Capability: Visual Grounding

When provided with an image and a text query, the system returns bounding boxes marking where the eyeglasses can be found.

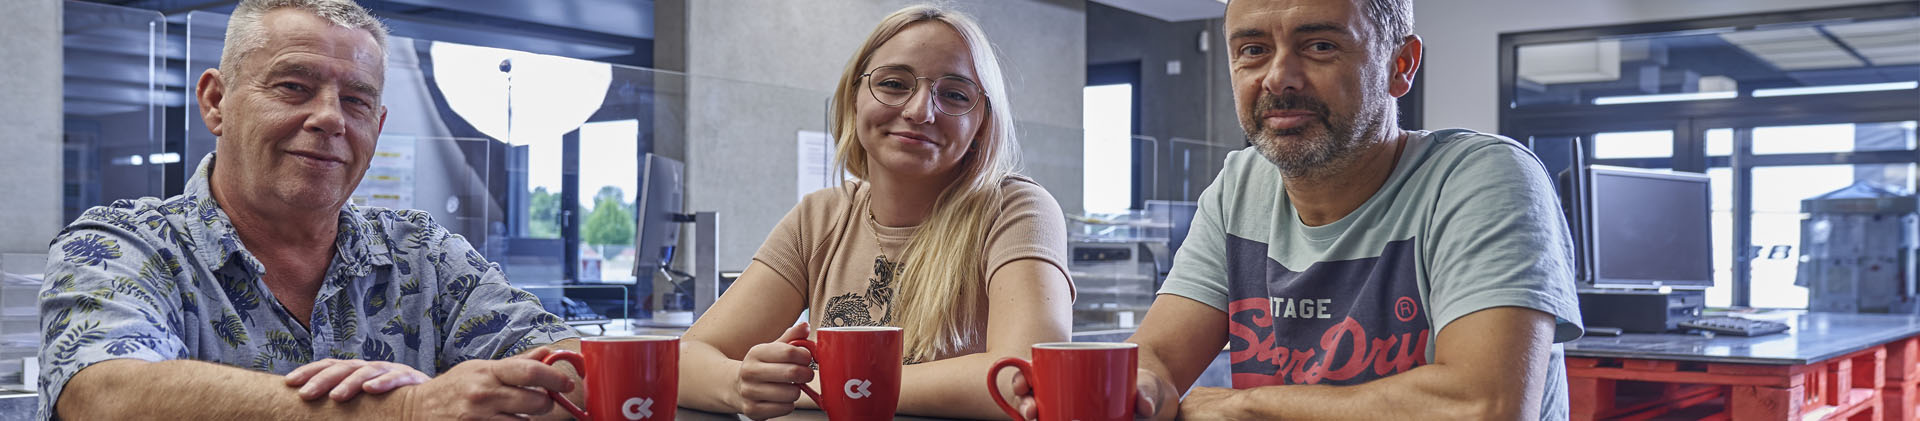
[861,65,986,117]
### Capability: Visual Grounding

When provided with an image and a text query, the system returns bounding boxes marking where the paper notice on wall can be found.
[797,130,837,201]
[352,135,416,209]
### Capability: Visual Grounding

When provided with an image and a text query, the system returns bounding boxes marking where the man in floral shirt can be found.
[39,1,583,419]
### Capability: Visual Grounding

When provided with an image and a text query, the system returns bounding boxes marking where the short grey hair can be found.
[1362,0,1414,54]
[219,0,389,82]
[1223,0,1414,55]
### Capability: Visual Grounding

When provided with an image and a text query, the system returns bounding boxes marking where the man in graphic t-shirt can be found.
[1008,0,1584,419]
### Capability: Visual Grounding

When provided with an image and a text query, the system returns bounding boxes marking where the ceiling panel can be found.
[1825,18,1920,66]
[1091,0,1224,22]
[1719,27,1864,71]
[1518,40,1623,85]
[379,0,654,39]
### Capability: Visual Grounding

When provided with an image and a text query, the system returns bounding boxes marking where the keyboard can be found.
[1679,316,1790,336]
[560,297,607,322]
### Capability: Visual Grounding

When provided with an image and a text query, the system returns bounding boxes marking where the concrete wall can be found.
[1415,0,1897,133]
[665,0,1087,270]
[0,0,63,261]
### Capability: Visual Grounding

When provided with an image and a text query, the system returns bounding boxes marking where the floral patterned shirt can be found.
[37,154,577,419]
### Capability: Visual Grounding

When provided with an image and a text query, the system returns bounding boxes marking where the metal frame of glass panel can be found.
[62,1,168,222]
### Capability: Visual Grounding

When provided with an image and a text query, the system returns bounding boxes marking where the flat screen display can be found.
[632,153,684,275]
[1587,166,1713,288]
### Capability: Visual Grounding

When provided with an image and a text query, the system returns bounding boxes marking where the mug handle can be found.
[540,350,591,420]
[786,339,827,414]
[987,357,1035,421]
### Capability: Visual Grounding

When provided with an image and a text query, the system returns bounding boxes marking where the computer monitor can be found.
[632,153,685,276]
[1545,137,1591,283]
[1583,166,1713,289]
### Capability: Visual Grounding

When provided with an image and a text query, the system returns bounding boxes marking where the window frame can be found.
[1499,2,1920,308]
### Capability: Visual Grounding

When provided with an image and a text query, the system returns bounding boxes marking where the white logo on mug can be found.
[843,378,874,399]
[622,397,654,420]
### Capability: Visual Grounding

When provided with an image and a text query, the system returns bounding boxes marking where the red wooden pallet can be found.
[1569,344,1888,420]
[1883,337,1920,421]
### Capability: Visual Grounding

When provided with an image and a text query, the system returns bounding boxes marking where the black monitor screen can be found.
[632,153,684,275]
[1587,166,1713,288]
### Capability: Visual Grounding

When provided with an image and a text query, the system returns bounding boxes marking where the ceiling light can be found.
[1751,81,1918,97]
[1592,91,1737,105]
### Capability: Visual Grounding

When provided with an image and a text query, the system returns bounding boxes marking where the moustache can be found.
[1253,92,1332,120]
[1247,92,1334,137]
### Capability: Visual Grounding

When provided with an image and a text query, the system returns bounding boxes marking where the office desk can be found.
[1565,311,1920,420]
[676,407,959,420]
[0,392,31,421]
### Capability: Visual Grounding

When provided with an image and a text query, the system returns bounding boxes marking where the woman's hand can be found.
[735,322,816,420]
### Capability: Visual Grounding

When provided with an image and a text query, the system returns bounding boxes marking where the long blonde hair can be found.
[830,4,1021,363]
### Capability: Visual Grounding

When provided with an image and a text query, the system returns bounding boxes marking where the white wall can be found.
[0,0,63,260]
[672,0,1087,269]
[1415,0,1896,133]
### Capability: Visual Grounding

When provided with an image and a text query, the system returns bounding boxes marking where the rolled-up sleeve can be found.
[432,236,577,370]
[39,220,187,419]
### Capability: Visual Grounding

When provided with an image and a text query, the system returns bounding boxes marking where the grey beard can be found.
[1253,124,1360,179]
[1248,95,1392,180]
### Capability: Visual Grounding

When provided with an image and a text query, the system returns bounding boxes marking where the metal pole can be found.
[1731,127,1753,308]
[693,211,718,321]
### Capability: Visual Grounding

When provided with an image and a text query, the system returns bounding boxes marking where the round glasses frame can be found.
[860,66,988,117]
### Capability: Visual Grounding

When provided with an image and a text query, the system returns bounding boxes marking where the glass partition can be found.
[1165,137,1237,202]
[62,1,167,222]
[186,12,612,282]
[1065,130,1236,332]
[27,0,170,384]
[161,10,1225,334]
[180,11,223,179]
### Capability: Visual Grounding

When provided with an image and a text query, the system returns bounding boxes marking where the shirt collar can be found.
[177,153,393,281]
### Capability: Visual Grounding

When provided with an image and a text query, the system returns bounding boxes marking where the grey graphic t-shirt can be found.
[1158,129,1585,419]
[39,153,578,419]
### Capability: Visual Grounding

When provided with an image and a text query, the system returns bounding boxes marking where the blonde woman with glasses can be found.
[676,4,1073,420]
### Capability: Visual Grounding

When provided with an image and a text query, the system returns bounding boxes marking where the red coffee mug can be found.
[542,336,680,421]
[987,342,1138,421]
[787,326,903,420]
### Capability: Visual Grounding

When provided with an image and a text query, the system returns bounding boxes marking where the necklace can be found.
[864,194,905,279]
[862,194,903,328]
[867,209,885,259]
[866,202,892,263]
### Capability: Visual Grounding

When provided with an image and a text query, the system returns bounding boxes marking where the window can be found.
[1707,168,1732,307]
[427,40,622,284]
[1086,61,1144,214]
[1747,165,1849,308]
[1746,122,1917,308]
[1084,83,1134,215]
[1707,128,1732,157]
[1503,4,1920,309]
[577,120,640,282]
[1592,130,1673,159]
[1754,122,1916,155]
